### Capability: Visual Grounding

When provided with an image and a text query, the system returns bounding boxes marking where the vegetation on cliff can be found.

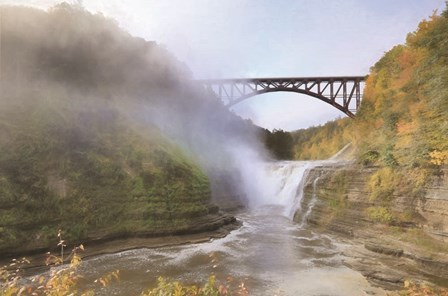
[291,118,352,160]
[292,6,448,204]
[0,95,211,253]
[260,128,294,159]
[0,4,251,255]
[291,9,448,273]
[293,7,448,169]
[355,9,448,169]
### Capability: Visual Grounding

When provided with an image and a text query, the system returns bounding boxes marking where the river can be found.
[69,161,386,295]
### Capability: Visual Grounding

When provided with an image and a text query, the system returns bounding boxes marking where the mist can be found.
[0,4,275,209]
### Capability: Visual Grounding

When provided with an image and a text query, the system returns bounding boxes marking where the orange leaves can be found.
[406,13,441,47]
[362,73,378,103]
[94,269,120,287]
[429,150,448,165]
[396,49,417,87]
[374,118,384,129]
[398,48,416,69]
[402,280,448,296]
[396,120,418,135]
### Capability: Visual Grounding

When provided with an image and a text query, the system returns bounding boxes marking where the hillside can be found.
[293,8,448,169]
[0,5,251,256]
[291,118,352,160]
[289,8,448,290]
[291,7,448,288]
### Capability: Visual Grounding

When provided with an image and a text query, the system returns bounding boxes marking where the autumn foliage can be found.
[293,7,448,169]
[355,10,448,168]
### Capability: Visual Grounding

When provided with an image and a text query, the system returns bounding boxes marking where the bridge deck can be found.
[196,75,367,83]
[196,75,367,118]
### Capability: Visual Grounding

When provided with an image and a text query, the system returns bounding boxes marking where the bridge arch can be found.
[197,76,367,118]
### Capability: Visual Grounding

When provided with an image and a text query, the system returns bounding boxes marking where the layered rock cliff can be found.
[295,164,448,289]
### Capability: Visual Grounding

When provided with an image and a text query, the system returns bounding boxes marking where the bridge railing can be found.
[196,76,367,118]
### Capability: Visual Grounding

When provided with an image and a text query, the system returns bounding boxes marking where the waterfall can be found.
[262,161,315,219]
[299,176,320,226]
[254,159,345,221]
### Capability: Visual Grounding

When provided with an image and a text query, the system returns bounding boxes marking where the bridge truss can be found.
[197,76,367,118]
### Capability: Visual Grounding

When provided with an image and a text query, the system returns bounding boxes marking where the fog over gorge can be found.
[0,4,274,210]
[4,3,448,295]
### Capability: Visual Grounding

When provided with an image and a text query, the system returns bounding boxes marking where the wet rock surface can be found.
[364,243,403,257]
[297,164,448,291]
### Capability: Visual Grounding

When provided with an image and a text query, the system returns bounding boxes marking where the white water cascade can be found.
[235,146,350,221]
[252,161,316,219]
[299,175,320,226]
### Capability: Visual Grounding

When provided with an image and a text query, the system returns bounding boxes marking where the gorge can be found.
[1,3,448,296]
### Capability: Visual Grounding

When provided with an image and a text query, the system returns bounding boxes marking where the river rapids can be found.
[54,161,386,295]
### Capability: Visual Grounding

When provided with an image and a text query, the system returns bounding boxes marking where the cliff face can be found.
[297,165,448,241]
[295,165,375,237]
[0,5,245,258]
[295,165,448,288]
[420,168,448,240]
[288,8,448,290]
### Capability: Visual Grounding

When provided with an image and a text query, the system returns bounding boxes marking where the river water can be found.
[73,161,384,295]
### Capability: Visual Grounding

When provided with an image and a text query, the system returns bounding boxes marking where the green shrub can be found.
[367,168,397,201]
[366,206,393,224]
[360,150,380,166]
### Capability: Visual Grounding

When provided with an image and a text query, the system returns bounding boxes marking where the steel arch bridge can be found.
[197,76,367,118]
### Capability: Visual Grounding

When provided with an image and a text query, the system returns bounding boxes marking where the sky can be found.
[1,0,446,131]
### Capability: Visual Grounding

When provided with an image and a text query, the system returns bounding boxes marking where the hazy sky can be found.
[2,0,446,130]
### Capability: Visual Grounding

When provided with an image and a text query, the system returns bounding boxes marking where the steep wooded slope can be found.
[0,5,246,255]
[293,8,448,170]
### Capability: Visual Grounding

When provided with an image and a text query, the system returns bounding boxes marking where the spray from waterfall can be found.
[0,4,273,210]
[258,161,316,218]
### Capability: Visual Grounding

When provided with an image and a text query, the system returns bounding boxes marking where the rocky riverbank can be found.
[80,212,240,258]
[0,212,240,271]
[295,164,448,291]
